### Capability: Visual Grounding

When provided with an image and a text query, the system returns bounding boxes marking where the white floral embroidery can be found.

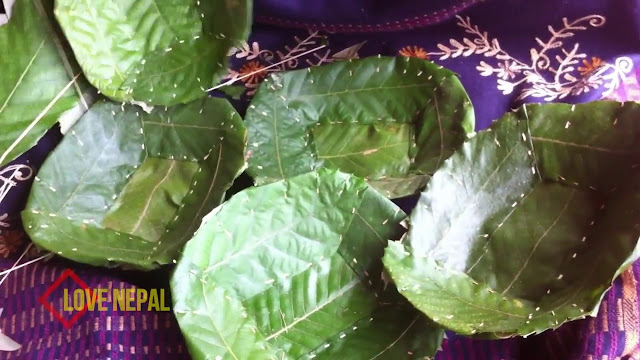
[0,164,33,205]
[427,15,633,101]
[225,30,364,95]
[0,214,8,229]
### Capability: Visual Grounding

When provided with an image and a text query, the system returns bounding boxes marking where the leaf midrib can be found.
[203,219,304,273]
[143,121,224,131]
[264,278,360,341]
[419,268,527,319]
[531,136,639,154]
[53,114,121,216]
[429,140,521,251]
[129,160,177,234]
[0,40,45,118]
[317,142,406,159]
[369,316,419,360]
[200,283,241,360]
[500,188,577,295]
[292,82,432,100]
[181,145,222,243]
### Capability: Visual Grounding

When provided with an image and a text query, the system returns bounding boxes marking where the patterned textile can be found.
[2,0,640,359]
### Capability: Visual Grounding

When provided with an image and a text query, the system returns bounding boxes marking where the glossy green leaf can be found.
[384,101,640,337]
[21,97,246,269]
[171,169,443,359]
[0,0,92,167]
[245,56,475,198]
[54,0,252,106]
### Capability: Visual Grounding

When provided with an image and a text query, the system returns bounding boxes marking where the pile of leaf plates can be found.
[384,101,640,337]
[22,98,246,269]
[244,56,475,198]
[4,0,640,356]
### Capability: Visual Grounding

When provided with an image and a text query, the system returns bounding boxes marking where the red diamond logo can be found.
[38,269,94,329]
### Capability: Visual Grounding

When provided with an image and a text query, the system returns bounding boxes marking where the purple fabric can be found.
[3,0,640,359]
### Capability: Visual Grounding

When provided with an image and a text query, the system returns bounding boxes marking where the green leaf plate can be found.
[54,0,252,106]
[22,97,246,269]
[171,169,443,359]
[244,56,475,198]
[384,101,640,337]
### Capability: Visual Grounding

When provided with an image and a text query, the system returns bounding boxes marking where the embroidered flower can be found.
[497,79,516,95]
[238,61,268,85]
[0,230,25,258]
[496,61,520,79]
[0,213,9,228]
[399,46,430,60]
[226,31,359,97]
[578,57,605,76]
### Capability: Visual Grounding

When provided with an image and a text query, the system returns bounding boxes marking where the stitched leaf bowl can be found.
[171,169,444,359]
[244,56,475,198]
[22,97,246,269]
[384,101,640,337]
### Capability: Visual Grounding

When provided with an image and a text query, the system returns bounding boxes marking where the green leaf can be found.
[54,0,252,106]
[171,169,443,359]
[0,0,92,167]
[244,56,475,198]
[21,97,246,269]
[384,101,640,337]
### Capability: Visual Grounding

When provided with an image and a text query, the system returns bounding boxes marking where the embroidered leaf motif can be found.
[384,101,640,337]
[171,169,444,359]
[0,0,91,167]
[0,309,20,352]
[426,15,632,101]
[244,56,475,198]
[21,98,246,269]
[54,0,252,106]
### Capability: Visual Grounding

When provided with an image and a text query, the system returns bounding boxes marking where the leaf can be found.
[384,101,640,337]
[0,0,92,167]
[332,41,367,60]
[54,0,252,106]
[308,305,444,360]
[244,56,475,198]
[21,97,246,269]
[171,169,444,359]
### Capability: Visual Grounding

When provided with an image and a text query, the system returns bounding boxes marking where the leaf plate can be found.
[171,169,443,359]
[54,0,252,106]
[22,97,246,269]
[384,101,640,337]
[244,56,475,198]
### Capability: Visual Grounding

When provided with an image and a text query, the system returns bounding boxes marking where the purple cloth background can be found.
[2,0,640,359]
